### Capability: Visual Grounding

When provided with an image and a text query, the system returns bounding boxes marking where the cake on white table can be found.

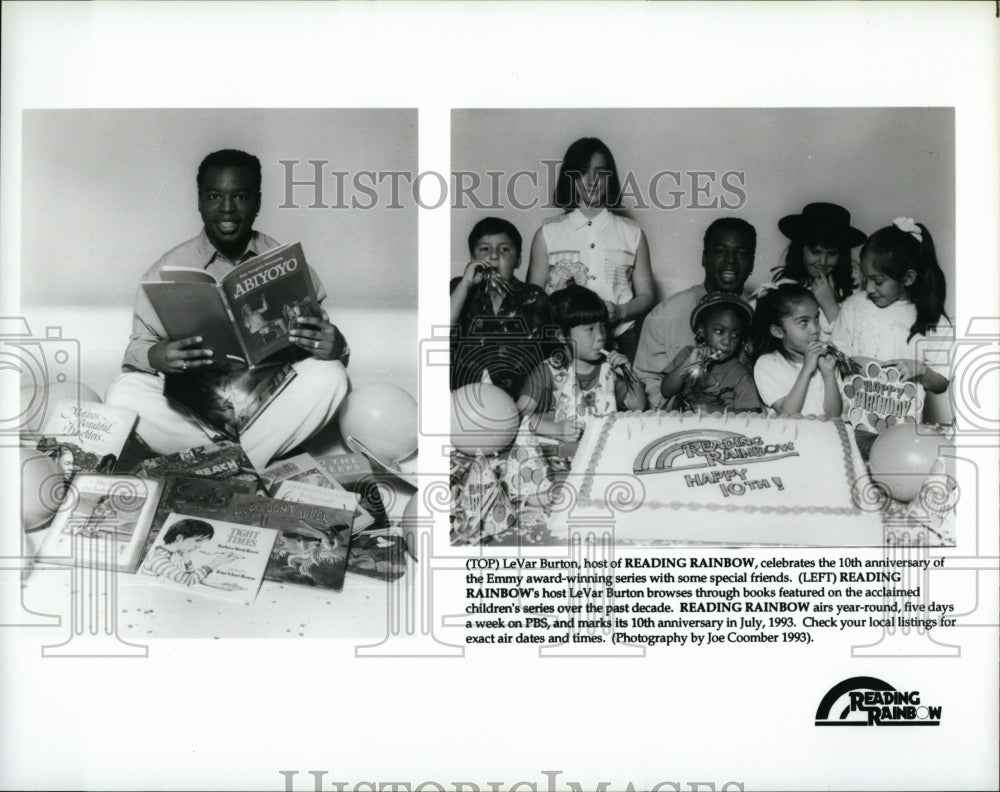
[550,411,884,546]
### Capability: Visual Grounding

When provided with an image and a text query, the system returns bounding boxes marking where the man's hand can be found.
[289,310,349,362]
[148,336,215,374]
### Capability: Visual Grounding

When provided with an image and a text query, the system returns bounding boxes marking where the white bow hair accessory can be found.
[751,278,798,300]
[892,217,923,242]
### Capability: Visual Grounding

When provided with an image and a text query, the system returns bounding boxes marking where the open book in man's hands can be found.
[142,242,320,370]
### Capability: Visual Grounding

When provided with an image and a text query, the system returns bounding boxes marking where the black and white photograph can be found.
[15,107,419,638]
[2,3,997,791]
[449,108,957,548]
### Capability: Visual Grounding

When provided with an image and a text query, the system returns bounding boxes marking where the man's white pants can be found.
[105,358,349,469]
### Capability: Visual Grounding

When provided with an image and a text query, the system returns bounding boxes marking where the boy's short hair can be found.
[197,149,262,191]
[163,518,215,545]
[467,217,522,258]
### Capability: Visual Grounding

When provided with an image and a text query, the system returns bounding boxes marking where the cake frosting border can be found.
[576,410,866,516]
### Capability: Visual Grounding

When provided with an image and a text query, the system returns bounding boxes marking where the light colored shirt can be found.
[141,546,212,586]
[754,351,833,417]
[829,293,953,406]
[540,208,642,336]
[122,230,327,373]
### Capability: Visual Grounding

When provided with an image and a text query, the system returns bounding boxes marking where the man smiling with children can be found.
[450,143,954,544]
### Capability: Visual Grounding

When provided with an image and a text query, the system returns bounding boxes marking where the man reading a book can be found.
[106,149,350,469]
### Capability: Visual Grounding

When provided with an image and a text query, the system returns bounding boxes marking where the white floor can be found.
[16,303,421,639]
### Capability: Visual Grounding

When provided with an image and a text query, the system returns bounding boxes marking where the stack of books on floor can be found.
[29,399,408,604]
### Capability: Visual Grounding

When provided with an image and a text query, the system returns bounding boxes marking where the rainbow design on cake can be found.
[550,411,883,546]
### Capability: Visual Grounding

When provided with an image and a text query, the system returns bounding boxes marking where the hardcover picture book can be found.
[163,362,297,440]
[270,461,376,532]
[37,474,163,573]
[259,453,341,493]
[345,528,408,581]
[141,474,259,560]
[140,513,278,603]
[277,471,406,581]
[272,479,361,513]
[225,496,353,591]
[137,441,257,482]
[314,452,373,487]
[142,241,320,370]
[35,400,138,482]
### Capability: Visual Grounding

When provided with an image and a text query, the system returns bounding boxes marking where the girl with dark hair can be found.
[752,282,842,418]
[518,285,645,436]
[526,137,654,360]
[773,202,867,337]
[830,218,952,403]
[504,285,645,508]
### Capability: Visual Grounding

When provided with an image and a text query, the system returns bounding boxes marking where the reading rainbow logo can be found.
[632,429,798,476]
[815,676,942,726]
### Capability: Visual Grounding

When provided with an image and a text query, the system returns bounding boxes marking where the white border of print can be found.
[2,3,997,791]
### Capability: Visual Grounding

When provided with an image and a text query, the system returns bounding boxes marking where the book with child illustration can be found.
[140,474,258,562]
[142,241,320,370]
[163,362,297,441]
[38,474,163,573]
[35,400,137,483]
[140,513,278,603]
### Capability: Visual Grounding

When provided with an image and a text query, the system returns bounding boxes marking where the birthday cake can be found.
[550,411,884,546]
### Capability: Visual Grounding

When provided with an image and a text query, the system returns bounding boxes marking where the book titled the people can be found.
[142,241,320,370]
[140,513,278,603]
[38,474,162,573]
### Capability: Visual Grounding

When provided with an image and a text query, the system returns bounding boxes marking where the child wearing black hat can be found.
[659,292,761,413]
[773,202,867,337]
